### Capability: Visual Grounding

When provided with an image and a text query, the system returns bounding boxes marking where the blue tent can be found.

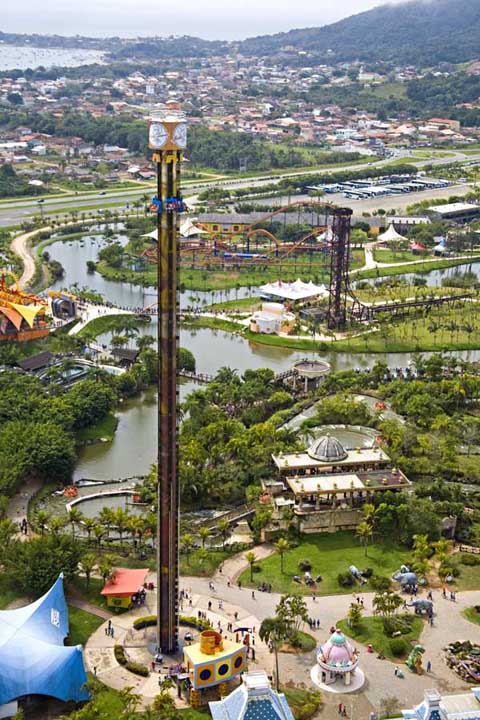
[0,574,89,705]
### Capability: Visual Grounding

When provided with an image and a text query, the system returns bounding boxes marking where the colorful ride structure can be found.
[0,272,49,343]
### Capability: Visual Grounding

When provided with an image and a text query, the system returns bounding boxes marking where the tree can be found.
[98,554,115,585]
[3,535,81,597]
[198,526,210,549]
[373,592,403,618]
[259,616,289,691]
[79,553,96,590]
[356,521,373,556]
[34,510,50,535]
[245,551,257,582]
[275,538,289,574]
[276,594,308,631]
[68,508,84,539]
[348,602,363,630]
[217,519,230,550]
[181,533,194,566]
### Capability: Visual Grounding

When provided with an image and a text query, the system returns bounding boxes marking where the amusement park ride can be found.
[0,271,49,342]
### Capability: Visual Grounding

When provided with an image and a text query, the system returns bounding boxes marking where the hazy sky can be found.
[2,0,407,40]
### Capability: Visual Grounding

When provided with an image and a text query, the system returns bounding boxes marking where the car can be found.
[37,198,45,203]
[98,191,107,195]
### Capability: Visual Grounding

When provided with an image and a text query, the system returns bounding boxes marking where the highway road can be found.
[0,150,477,229]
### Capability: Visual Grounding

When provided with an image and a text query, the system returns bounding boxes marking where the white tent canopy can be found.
[258,279,329,302]
[142,218,207,241]
[377,224,407,243]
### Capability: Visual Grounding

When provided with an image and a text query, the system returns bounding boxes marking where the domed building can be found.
[267,430,411,535]
[311,629,364,692]
[308,433,348,463]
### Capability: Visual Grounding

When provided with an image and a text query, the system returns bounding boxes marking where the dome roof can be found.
[318,630,357,668]
[308,433,348,462]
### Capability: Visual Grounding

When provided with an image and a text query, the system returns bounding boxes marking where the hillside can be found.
[238,0,480,66]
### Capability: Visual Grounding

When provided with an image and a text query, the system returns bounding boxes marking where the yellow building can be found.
[183,629,247,691]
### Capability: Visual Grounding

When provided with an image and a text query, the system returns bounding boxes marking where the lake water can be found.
[46,232,480,483]
[0,44,105,70]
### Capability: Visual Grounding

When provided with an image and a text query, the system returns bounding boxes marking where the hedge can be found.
[133,614,211,631]
[113,643,149,676]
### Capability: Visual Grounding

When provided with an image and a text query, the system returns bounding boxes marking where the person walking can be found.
[427,660,432,673]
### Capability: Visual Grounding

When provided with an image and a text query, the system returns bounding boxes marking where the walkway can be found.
[352,243,479,276]
[84,546,478,715]
[10,228,48,289]
[68,303,134,336]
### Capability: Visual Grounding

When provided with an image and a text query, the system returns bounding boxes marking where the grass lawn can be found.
[67,606,104,646]
[450,559,480,591]
[355,255,480,281]
[180,549,229,577]
[76,412,118,444]
[70,576,109,611]
[283,631,317,654]
[373,249,419,264]
[463,607,480,626]
[238,532,410,596]
[337,616,423,661]
[77,313,151,340]
[355,285,464,304]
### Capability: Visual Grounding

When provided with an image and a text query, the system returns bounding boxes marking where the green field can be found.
[180,549,230,577]
[238,532,410,596]
[67,606,104,646]
[337,616,423,661]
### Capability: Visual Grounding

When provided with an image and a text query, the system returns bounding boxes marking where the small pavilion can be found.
[101,568,148,609]
[377,224,407,244]
[311,629,364,692]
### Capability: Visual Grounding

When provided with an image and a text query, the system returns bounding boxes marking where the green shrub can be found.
[298,560,312,571]
[389,638,409,657]
[383,614,413,638]
[133,615,156,631]
[126,661,149,677]
[369,575,392,592]
[252,564,262,574]
[180,615,211,630]
[114,644,127,666]
[337,572,354,587]
[460,554,480,566]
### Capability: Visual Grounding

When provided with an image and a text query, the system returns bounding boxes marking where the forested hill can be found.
[238,0,480,66]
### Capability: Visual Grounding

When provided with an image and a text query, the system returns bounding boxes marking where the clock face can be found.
[149,122,168,148]
[173,123,187,148]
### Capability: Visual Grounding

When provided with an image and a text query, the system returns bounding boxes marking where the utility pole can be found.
[148,107,187,654]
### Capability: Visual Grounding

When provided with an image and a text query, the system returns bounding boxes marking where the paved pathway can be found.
[84,547,478,716]
[68,302,134,336]
[10,228,47,289]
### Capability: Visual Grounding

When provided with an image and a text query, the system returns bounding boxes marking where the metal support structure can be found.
[327,207,353,331]
[155,149,181,655]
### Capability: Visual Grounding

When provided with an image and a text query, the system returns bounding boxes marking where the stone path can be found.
[83,547,479,717]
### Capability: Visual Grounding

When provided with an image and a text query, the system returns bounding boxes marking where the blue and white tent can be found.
[0,574,89,705]
[209,671,295,720]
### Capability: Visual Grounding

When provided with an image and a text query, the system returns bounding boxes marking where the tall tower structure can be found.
[148,109,187,654]
[326,207,353,331]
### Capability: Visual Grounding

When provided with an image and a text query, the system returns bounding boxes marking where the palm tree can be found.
[198,526,211,549]
[83,517,96,545]
[136,334,155,352]
[245,551,257,582]
[34,510,50,535]
[93,524,105,549]
[0,519,18,548]
[356,521,373,556]
[113,507,130,549]
[68,508,84,539]
[275,538,289,574]
[80,553,96,590]
[98,507,114,541]
[259,617,289,691]
[181,533,195,566]
[98,554,115,585]
[218,520,230,550]
[50,516,67,537]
